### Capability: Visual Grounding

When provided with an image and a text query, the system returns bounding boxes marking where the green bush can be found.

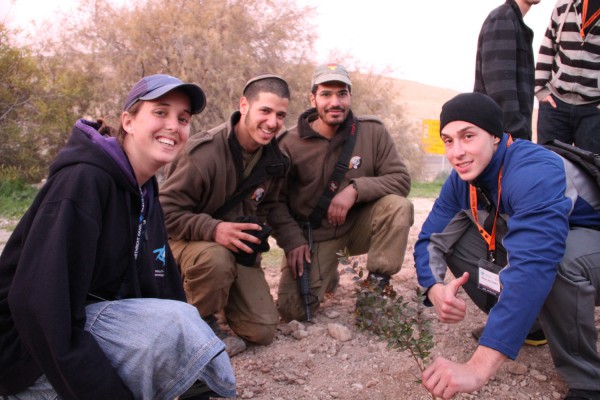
[338,249,435,398]
[0,165,44,183]
[0,178,38,218]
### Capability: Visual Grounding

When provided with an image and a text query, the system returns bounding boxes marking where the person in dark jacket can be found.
[535,0,600,153]
[474,0,539,140]
[0,74,236,400]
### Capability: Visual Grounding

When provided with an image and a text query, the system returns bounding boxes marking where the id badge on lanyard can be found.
[478,259,502,297]
[470,182,504,297]
[471,136,512,298]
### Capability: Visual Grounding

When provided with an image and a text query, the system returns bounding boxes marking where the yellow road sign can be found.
[422,119,445,155]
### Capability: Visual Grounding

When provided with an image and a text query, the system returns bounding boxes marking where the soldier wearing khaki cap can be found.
[268,63,414,322]
[160,75,290,357]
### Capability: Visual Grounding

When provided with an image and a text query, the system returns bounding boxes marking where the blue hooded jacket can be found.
[415,134,600,358]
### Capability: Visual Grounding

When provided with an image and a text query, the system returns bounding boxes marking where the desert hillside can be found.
[394,80,459,123]
[395,78,539,140]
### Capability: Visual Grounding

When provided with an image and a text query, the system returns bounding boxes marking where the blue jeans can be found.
[5,298,236,400]
[537,95,600,154]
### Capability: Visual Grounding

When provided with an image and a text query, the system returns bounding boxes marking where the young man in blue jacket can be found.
[415,92,600,400]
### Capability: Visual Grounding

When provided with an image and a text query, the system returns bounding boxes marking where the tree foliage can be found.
[351,71,424,180]
[0,24,89,180]
[55,0,318,131]
[1,0,423,182]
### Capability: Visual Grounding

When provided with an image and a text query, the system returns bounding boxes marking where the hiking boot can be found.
[204,315,247,357]
[366,272,391,290]
[179,380,223,400]
[471,325,548,346]
[523,328,548,346]
[564,388,600,400]
[221,335,247,357]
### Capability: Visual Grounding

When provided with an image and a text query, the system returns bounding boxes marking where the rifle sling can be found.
[308,118,358,228]
[213,140,287,220]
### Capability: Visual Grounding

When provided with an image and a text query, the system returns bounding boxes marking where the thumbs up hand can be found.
[427,272,469,323]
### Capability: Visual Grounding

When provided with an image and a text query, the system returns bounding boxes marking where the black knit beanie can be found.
[439,92,504,138]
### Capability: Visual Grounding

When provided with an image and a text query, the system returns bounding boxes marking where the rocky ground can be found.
[0,199,594,400]
[228,198,577,400]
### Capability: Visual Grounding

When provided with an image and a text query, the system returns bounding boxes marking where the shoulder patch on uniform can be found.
[356,115,384,125]
[186,133,213,152]
[186,127,219,153]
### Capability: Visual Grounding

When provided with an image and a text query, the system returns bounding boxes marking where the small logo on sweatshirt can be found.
[153,245,166,266]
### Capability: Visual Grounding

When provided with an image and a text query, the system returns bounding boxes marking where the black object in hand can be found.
[234,216,272,267]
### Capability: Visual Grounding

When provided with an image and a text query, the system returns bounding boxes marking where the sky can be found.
[297,0,557,92]
[2,0,558,92]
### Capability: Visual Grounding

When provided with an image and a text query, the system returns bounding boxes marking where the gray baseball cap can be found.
[123,74,206,114]
[311,63,352,88]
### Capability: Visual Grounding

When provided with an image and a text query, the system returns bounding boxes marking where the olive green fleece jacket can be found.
[160,111,288,242]
[268,108,411,253]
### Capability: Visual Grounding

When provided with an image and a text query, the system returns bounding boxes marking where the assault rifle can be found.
[298,222,314,322]
[298,118,357,322]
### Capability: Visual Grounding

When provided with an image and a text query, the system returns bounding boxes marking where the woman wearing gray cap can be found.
[0,74,235,400]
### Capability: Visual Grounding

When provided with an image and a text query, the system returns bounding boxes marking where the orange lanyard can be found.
[469,174,503,262]
[468,136,512,262]
[581,0,600,38]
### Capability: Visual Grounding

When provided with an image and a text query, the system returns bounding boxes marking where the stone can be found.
[307,325,326,336]
[327,323,352,342]
[366,379,379,388]
[288,320,305,332]
[292,330,309,340]
[507,362,528,375]
[278,324,294,336]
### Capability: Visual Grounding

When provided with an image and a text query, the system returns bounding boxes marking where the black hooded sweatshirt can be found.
[0,119,186,399]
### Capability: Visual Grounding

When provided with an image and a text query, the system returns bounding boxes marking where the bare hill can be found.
[394,79,459,123]
[395,78,539,140]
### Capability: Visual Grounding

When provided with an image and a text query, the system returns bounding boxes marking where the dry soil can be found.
[0,199,592,400]
[228,198,580,400]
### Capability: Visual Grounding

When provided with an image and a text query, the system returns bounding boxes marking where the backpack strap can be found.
[308,117,358,228]
[543,139,600,187]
